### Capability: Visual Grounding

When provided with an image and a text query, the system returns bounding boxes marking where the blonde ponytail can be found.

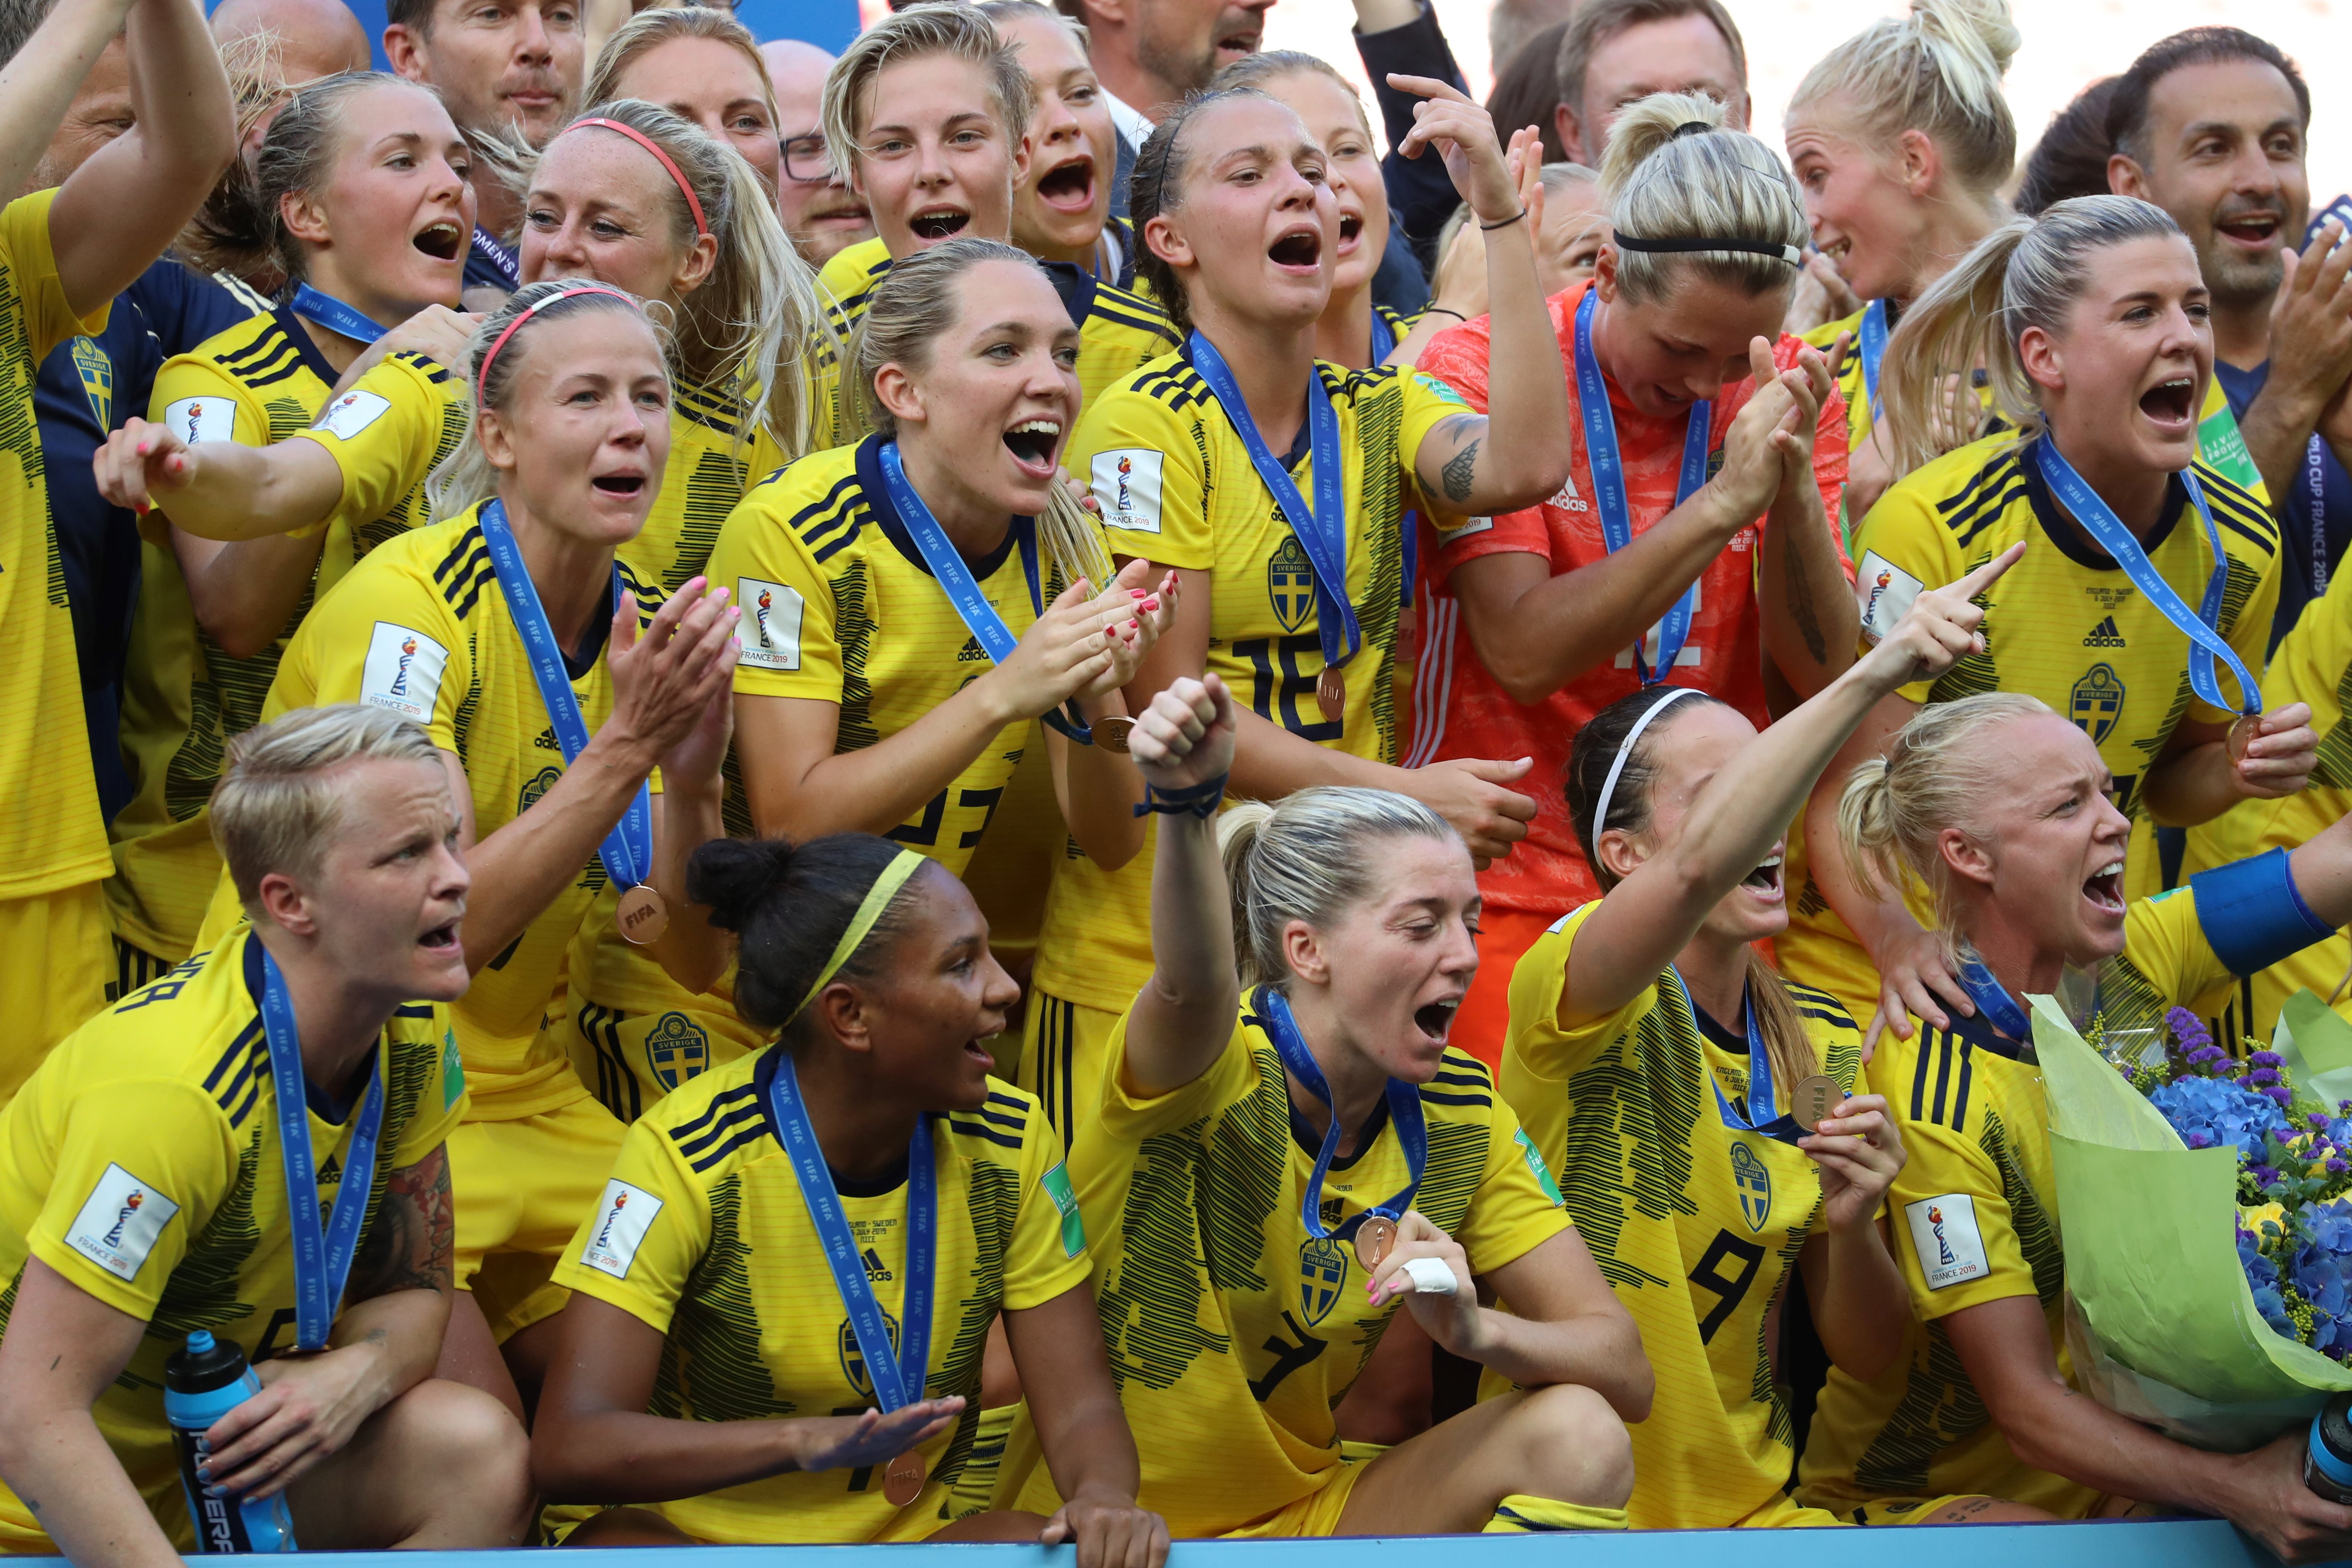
[1789,0,2021,200]
[1835,692,2052,961]
[1598,92,1807,304]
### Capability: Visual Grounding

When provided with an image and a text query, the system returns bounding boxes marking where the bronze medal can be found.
[2228,713,2259,765]
[616,883,669,946]
[1789,1074,1844,1133]
[1092,714,1136,755]
[1354,1215,1397,1271]
[883,1450,927,1507]
[1316,665,1346,726]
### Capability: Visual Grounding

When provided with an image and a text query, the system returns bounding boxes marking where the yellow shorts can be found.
[1019,988,1121,1155]
[0,881,110,1104]
[559,995,764,1125]
[450,1092,626,1338]
[1221,1461,1366,1538]
[1734,1491,1849,1528]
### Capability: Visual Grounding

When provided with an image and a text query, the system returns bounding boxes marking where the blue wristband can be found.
[2188,846,2334,977]
[1135,774,1229,819]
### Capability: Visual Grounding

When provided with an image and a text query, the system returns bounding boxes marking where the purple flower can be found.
[2172,1008,2215,1054]
[2254,1051,2286,1069]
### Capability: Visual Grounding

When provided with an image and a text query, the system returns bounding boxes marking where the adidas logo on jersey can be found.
[2082,617,2126,648]
[956,637,987,663]
[533,726,561,750]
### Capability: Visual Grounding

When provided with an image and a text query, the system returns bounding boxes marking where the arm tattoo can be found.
[346,1143,454,1301]
[1441,439,1481,505]
[1786,550,1827,662]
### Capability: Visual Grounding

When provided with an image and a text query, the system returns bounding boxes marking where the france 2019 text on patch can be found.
[1090,449,1164,534]
[359,622,449,722]
[580,1179,663,1279]
[1903,1192,1989,1291]
[736,578,805,671]
[65,1163,181,1281]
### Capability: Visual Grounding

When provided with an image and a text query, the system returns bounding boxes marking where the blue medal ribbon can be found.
[1666,968,1803,1144]
[874,441,1091,744]
[259,946,389,1352]
[769,1053,935,1414]
[2033,437,2261,718]
[1857,297,1889,410]
[289,283,387,346]
[1956,957,2032,1041]
[1188,332,1360,677]
[1370,311,1395,365]
[1255,986,1427,1246]
[477,500,654,891]
[1573,289,1713,684]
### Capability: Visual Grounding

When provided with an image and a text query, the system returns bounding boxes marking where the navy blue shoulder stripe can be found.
[669,1081,762,1142]
[947,1118,1023,1150]
[686,1122,770,1173]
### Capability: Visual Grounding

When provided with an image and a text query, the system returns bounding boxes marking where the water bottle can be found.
[164,1331,297,1553]
[2306,1391,2352,1504]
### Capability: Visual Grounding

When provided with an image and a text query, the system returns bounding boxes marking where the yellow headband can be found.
[791,848,927,1021]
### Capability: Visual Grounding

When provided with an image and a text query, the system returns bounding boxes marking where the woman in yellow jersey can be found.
[2185,559,2352,1044]
[1783,195,2317,1042]
[533,833,1167,1561]
[1511,548,2020,1530]
[1025,81,1569,1174]
[98,73,475,994]
[1785,1,2265,523]
[981,0,1136,287]
[103,100,827,1131]
[998,674,1645,1537]
[1794,694,2352,1559]
[813,4,1179,432]
[714,239,1167,931]
[252,282,740,1408]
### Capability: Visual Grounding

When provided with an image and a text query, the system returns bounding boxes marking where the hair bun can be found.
[687,837,796,934]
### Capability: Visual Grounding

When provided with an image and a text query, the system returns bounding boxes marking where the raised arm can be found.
[1753,334,1859,698]
[1122,675,1243,1098]
[1560,543,2024,1027]
[47,0,235,317]
[0,0,131,199]
[1390,89,1571,515]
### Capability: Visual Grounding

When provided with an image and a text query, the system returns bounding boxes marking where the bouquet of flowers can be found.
[2037,993,2352,1450]
[2120,1009,2352,1362]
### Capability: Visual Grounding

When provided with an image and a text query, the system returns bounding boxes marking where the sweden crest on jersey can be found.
[1298,1235,1348,1326]
[839,1309,903,1400]
[519,765,561,812]
[643,1012,709,1091]
[71,337,111,427]
[1267,536,1316,634]
[2070,663,2125,744]
[1730,1142,1773,1233]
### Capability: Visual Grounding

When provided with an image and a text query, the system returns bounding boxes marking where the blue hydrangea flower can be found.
[2294,1201,2352,1357]
[2242,1225,2295,1338]
[2152,1074,2289,1163]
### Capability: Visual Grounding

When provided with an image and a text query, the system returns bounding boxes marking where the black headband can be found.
[1671,120,1714,139]
[1613,233,1803,266]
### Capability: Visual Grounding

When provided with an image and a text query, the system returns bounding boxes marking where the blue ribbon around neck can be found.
[874,440,1091,744]
[1188,331,1360,676]
[1370,311,1395,365]
[1955,956,2033,1041]
[1857,297,1889,410]
[1573,289,1713,684]
[260,946,389,1352]
[477,500,653,891]
[1255,986,1427,1245]
[1666,968,1804,1144]
[289,283,388,346]
[2032,437,2260,718]
[769,1052,935,1412]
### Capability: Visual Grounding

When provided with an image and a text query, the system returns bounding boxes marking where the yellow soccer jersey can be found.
[2184,554,2352,1046]
[0,926,466,1548]
[550,1052,1087,1544]
[1032,353,1463,1014]
[1501,902,1865,1530]
[709,436,1076,878]
[0,188,113,900]
[1797,886,2233,1520]
[815,236,1182,444]
[1782,433,2281,1004]
[1803,309,1874,456]
[109,325,462,963]
[1002,990,1569,1536]
[262,505,661,1116]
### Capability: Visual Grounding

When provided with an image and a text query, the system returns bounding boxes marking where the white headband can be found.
[1591,686,1703,851]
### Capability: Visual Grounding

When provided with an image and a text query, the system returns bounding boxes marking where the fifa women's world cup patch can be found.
[735,578,805,671]
[1904,1193,1989,1290]
[67,1163,181,1280]
[580,1179,663,1280]
[360,622,448,722]
[1090,449,1164,533]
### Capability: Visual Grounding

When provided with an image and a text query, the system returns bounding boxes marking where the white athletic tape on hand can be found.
[1402,1256,1458,1296]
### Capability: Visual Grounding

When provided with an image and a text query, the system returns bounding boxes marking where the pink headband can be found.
[563,116,710,238]
[478,282,641,392]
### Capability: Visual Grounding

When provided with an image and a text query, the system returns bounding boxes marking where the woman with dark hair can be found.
[2014,75,2122,216]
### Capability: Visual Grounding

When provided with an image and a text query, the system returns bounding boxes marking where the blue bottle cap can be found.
[185,1330,214,1354]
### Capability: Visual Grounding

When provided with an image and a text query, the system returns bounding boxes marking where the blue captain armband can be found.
[2188,847,2335,977]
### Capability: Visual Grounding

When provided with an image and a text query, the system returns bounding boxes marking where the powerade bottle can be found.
[164,1331,297,1553]
[2307,1391,2352,1504]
